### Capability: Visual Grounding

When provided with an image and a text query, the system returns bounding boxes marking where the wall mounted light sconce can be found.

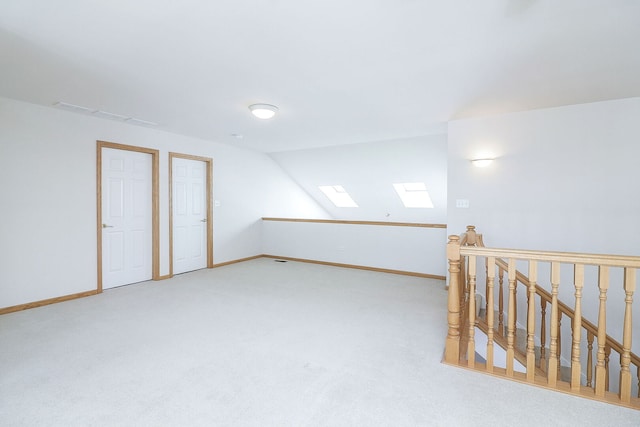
[249,103,279,119]
[470,158,495,168]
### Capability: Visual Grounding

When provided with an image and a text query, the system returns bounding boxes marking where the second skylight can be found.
[393,182,434,208]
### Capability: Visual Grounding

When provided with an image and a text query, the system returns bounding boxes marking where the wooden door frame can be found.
[96,141,160,293]
[169,152,214,276]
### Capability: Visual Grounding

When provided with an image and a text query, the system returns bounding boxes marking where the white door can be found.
[172,157,208,274]
[101,148,153,289]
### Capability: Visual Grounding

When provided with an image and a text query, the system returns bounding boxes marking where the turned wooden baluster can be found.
[595,266,609,397]
[513,275,518,329]
[506,258,517,376]
[459,256,466,330]
[486,257,496,372]
[467,255,477,368]
[548,262,560,386]
[540,299,547,372]
[526,260,538,381]
[586,332,594,388]
[605,345,611,392]
[445,235,461,364]
[558,311,563,378]
[459,256,469,333]
[619,268,636,403]
[571,264,585,391]
[498,267,505,335]
[485,259,489,320]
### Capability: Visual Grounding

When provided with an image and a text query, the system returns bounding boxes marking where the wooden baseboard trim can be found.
[1,255,443,315]
[155,274,173,281]
[212,255,264,268]
[261,255,446,280]
[0,290,99,315]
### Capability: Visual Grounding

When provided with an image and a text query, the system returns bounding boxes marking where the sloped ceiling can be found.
[1,1,639,153]
[270,135,447,222]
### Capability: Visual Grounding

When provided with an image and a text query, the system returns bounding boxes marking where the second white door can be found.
[172,157,208,274]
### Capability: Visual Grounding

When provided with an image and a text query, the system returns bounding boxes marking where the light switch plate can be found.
[456,199,470,208]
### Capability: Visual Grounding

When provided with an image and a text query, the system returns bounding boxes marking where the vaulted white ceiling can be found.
[1,0,638,152]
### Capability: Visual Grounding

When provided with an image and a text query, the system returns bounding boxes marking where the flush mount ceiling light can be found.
[471,158,495,168]
[249,103,278,119]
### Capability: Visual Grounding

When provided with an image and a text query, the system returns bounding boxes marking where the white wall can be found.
[447,97,640,365]
[0,97,328,308]
[447,97,640,255]
[269,135,448,223]
[262,221,447,277]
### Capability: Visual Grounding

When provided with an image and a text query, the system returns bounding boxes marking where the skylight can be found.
[319,185,358,207]
[393,182,434,208]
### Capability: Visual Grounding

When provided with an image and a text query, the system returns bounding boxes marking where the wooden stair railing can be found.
[493,259,640,390]
[444,226,640,410]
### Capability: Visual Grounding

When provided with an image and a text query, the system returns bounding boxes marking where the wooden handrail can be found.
[461,246,640,268]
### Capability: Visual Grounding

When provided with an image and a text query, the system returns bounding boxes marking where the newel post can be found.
[445,235,462,363]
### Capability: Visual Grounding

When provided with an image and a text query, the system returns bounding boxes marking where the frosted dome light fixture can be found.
[249,103,278,119]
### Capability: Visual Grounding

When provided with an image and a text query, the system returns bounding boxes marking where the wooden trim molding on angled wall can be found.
[168,152,214,277]
[260,255,446,280]
[96,141,161,293]
[261,217,447,228]
[0,290,99,315]
[0,254,441,315]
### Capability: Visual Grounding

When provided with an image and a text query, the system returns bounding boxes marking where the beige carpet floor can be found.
[1,258,637,426]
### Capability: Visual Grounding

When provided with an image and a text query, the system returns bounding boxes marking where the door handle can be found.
[200,219,207,223]
[102,223,114,228]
